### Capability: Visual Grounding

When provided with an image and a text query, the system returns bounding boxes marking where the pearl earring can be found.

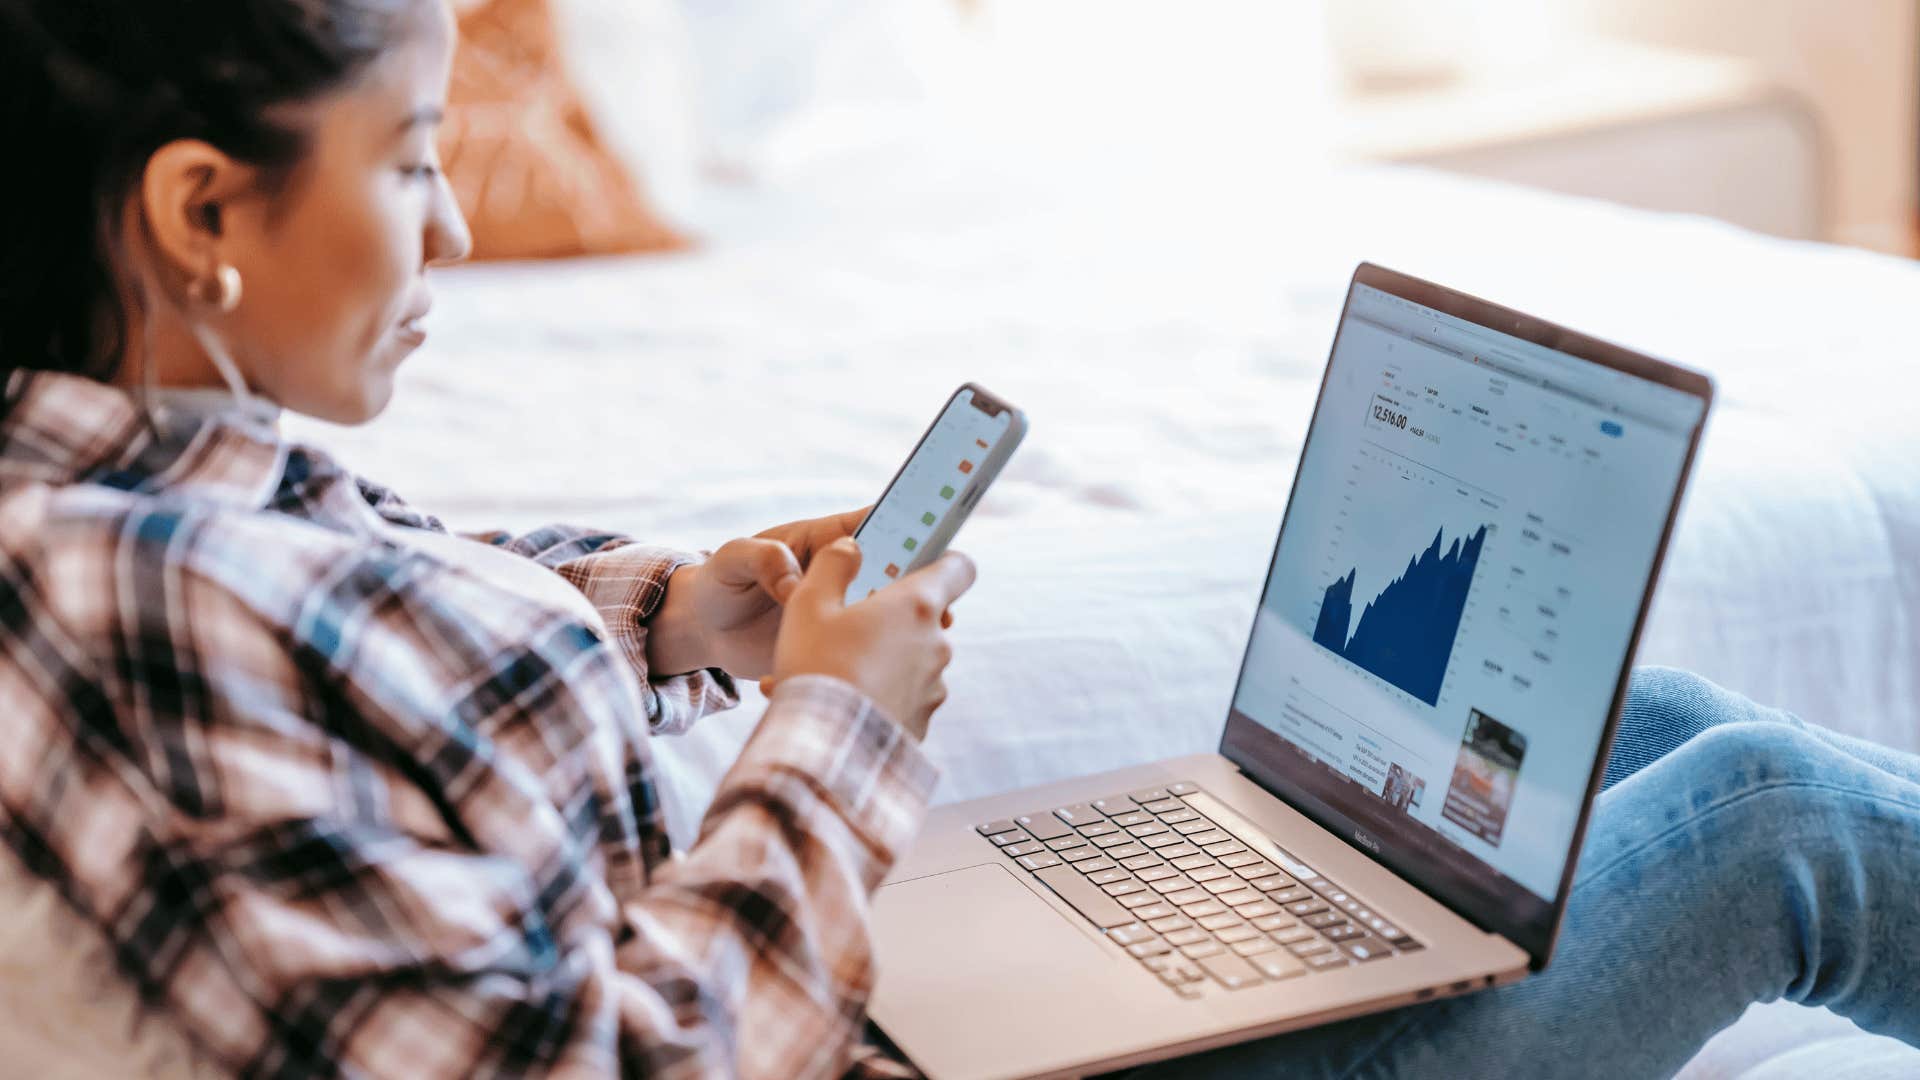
[191,264,243,313]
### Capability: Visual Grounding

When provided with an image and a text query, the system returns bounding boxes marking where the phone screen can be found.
[847,387,1019,603]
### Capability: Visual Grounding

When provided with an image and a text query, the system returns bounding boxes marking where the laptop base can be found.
[870,753,1526,1080]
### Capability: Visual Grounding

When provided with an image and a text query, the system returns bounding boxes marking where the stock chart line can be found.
[1313,524,1490,706]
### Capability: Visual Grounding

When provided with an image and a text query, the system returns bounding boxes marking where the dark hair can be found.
[0,0,417,382]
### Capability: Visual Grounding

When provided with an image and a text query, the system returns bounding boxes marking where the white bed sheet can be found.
[285,136,1920,847]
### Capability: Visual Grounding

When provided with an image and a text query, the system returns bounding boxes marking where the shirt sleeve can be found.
[492,529,739,736]
[15,527,934,1079]
[355,476,737,733]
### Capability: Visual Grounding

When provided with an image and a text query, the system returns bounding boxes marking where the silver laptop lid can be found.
[1220,263,1712,968]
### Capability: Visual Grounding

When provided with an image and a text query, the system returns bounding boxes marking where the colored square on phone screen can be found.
[902,537,918,551]
[958,460,975,474]
[920,512,936,526]
[940,485,956,500]
[884,564,900,578]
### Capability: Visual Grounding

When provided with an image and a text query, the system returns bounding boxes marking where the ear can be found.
[138,139,261,284]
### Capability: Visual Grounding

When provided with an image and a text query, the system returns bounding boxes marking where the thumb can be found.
[740,538,803,603]
[795,537,863,610]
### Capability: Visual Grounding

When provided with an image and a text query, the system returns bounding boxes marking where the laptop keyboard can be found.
[977,782,1422,997]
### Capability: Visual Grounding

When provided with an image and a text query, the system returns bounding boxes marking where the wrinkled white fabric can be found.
[285,144,1920,847]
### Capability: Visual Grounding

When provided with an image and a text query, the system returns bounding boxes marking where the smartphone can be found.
[846,383,1028,603]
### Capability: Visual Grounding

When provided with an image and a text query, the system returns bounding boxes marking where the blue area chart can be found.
[1313,525,1489,706]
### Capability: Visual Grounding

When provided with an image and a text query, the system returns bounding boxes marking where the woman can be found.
[2,0,966,1075]
[0,1,1914,1077]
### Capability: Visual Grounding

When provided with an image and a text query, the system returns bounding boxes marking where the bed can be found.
[286,122,1920,1076]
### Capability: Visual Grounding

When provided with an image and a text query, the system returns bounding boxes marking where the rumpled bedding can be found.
[287,144,1920,847]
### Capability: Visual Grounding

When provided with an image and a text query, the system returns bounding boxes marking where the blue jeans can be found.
[1134,668,1920,1078]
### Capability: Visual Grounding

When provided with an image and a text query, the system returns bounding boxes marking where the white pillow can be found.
[674,0,969,176]
[958,0,1334,176]
[550,0,704,225]
[0,851,212,1079]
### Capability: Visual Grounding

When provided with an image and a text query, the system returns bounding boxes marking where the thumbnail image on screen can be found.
[1441,710,1528,847]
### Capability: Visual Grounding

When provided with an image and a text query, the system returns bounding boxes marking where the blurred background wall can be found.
[951,0,1918,256]
[1570,0,1916,254]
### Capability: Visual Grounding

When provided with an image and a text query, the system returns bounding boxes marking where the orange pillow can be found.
[439,0,687,260]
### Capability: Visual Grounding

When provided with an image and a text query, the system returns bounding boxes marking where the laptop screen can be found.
[1221,267,1709,962]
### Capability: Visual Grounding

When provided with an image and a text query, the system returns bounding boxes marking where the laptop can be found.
[867,263,1715,1080]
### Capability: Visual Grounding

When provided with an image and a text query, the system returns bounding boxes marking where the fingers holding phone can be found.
[763,383,1019,738]
[766,538,976,740]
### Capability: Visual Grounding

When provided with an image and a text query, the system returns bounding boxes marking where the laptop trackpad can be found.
[870,862,1129,1075]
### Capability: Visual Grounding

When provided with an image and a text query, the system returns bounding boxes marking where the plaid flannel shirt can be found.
[0,371,932,1078]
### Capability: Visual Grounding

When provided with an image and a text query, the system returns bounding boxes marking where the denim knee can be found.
[1662,720,1826,799]
[1623,667,1728,727]
[1606,668,1732,789]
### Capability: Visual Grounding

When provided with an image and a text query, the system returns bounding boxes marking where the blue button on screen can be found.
[1600,421,1624,437]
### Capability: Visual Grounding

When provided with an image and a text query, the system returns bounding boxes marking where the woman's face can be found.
[163,0,471,423]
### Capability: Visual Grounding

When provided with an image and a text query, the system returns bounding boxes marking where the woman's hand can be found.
[763,539,976,740]
[648,506,955,679]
